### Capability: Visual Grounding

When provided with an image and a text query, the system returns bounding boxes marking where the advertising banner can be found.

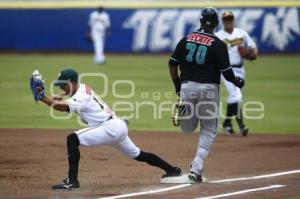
[0,7,299,53]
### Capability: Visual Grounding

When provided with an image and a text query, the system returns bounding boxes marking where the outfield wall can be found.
[0,3,299,53]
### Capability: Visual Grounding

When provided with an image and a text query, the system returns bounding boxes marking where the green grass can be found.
[0,53,299,134]
[288,196,300,199]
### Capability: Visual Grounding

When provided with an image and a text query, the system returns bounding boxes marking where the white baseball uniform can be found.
[215,28,256,103]
[66,84,140,158]
[88,10,111,64]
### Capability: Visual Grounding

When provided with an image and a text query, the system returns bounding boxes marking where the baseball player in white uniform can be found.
[88,7,111,64]
[33,69,181,190]
[215,11,258,136]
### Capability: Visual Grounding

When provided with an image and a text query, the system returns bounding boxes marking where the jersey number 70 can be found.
[185,43,207,65]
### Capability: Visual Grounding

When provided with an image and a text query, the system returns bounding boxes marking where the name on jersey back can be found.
[187,33,215,46]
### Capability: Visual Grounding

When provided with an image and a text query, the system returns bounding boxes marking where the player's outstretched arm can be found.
[40,96,69,112]
[52,92,67,100]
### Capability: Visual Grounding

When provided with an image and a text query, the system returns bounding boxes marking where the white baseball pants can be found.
[74,118,140,158]
[221,67,245,104]
[92,30,106,64]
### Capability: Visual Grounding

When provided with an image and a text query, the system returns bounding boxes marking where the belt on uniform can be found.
[181,80,217,84]
[231,64,243,68]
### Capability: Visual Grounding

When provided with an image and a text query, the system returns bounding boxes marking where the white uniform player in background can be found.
[38,69,181,190]
[88,7,111,64]
[215,11,258,136]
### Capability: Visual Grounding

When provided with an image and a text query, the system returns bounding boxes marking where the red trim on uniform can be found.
[187,33,215,46]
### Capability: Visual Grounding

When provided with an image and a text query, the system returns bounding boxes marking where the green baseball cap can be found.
[54,68,78,86]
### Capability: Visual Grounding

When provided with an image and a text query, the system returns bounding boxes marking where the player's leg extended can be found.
[235,101,249,136]
[189,84,219,182]
[52,133,80,190]
[111,118,181,178]
[222,76,242,134]
[232,68,248,136]
[117,137,181,178]
[52,123,122,190]
[67,133,80,182]
[179,82,198,133]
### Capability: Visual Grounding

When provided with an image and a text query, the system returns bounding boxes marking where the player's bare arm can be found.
[40,96,69,112]
[52,91,67,100]
[168,63,181,95]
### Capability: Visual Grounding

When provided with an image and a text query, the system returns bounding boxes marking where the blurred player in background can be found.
[87,7,111,64]
[215,11,258,136]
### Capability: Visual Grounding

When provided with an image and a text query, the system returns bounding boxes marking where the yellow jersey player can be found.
[215,11,258,136]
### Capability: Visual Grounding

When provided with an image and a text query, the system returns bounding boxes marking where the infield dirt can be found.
[0,129,300,199]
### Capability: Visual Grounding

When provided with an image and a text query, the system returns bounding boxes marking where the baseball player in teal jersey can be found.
[169,8,244,183]
[30,69,181,190]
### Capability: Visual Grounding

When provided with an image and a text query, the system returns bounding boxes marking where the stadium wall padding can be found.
[0,8,299,53]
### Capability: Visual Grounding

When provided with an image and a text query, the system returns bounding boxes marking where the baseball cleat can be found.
[188,172,203,183]
[52,178,80,190]
[172,99,186,127]
[223,124,235,135]
[240,126,249,136]
[161,167,182,178]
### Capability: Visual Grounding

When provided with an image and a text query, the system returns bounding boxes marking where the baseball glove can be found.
[30,70,45,102]
[238,46,257,61]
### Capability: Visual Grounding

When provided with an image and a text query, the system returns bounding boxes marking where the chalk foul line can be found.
[209,169,300,183]
[97,184,191,199]
[97,169,300,199]
[195,184,286,199]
